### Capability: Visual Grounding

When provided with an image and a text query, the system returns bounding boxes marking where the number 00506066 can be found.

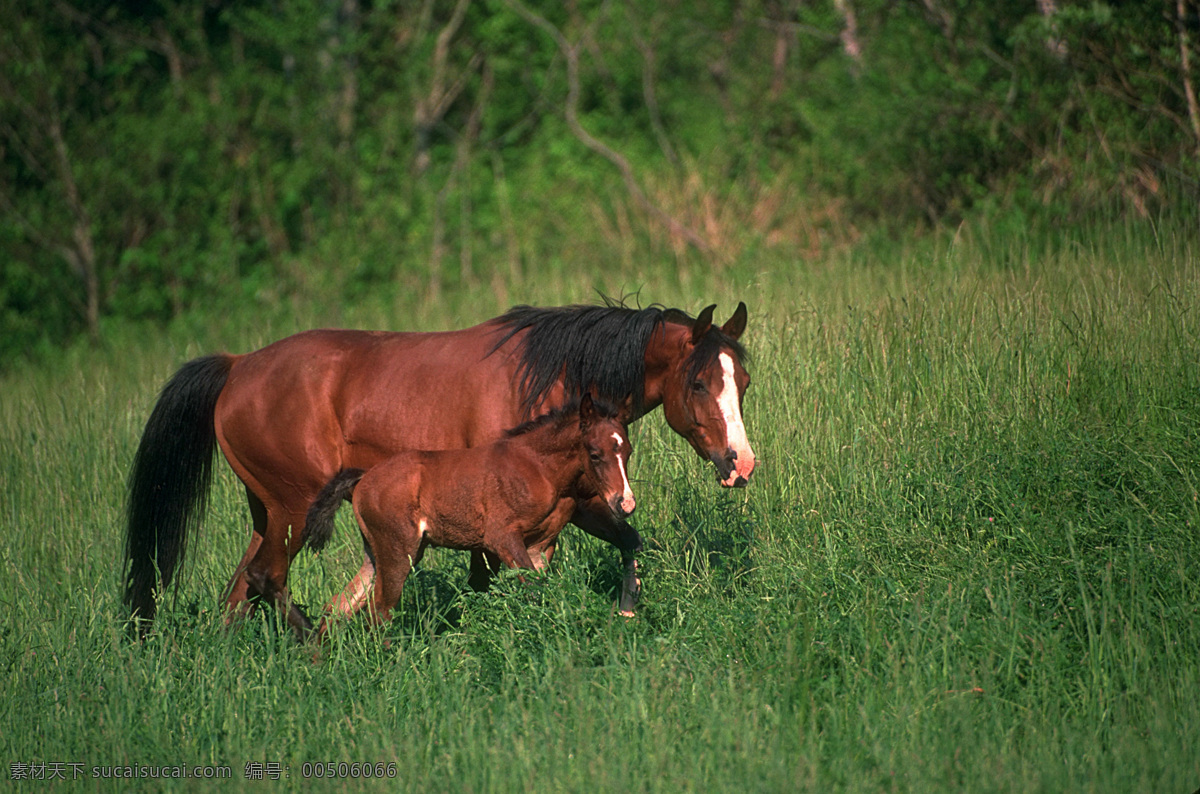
[301,762,397,779]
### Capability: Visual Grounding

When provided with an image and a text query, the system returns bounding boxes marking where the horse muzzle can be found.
[712,448,754,488]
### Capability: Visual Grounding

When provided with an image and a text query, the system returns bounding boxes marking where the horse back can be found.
[212,324,529,511]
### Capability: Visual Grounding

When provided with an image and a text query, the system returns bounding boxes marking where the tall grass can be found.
[1,217,1197,791]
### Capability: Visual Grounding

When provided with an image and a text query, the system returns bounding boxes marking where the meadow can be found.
[2,217,1198,791]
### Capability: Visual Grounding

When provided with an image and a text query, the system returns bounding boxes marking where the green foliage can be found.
[3,1,1200,364]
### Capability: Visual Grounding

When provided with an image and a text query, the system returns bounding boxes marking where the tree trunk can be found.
[1176,0,1200,157]
[49,118,100,345]
[505,0,711,254]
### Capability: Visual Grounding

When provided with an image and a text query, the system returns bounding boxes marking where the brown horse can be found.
[124,300,754,631]
[266,394,634,639]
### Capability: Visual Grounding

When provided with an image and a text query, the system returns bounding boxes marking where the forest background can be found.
[3,0,1199,364]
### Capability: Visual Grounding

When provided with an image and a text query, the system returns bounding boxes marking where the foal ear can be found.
[721,301,748,340]
[691,304,717,344]
[617,394,636,423]
[579,392,596,428]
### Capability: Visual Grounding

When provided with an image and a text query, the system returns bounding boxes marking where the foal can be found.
[296,394,635,636]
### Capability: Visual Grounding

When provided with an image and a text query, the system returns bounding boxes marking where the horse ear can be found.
[692,304,717,344]
[721,301,748,340]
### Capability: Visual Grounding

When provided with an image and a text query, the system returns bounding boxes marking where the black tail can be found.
[124,355,233,630]
[304,468,365,553]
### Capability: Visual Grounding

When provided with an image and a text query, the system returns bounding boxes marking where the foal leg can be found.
[327,551,376,617]
[361,529,421,631]
[327,533,430,619]
[313,534,377,645]
[571,499,644,617]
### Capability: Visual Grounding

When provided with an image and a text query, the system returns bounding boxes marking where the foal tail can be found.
[304,468,366,553]
[124,354,234,630]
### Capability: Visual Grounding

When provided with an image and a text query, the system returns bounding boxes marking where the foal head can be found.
[578,394,636,519]
[660,302,756,488]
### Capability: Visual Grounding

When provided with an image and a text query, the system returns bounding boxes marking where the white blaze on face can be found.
[717,352,756,484]
[611,431,636,514]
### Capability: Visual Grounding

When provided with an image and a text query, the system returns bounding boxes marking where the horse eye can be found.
[691,380,706,393]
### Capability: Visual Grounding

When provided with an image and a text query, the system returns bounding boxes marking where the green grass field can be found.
[2,219,1198,791]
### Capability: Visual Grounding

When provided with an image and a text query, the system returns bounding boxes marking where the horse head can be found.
[578,393,636,519]
[660,302,756,487]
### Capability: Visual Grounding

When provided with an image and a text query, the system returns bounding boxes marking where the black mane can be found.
[490,301,664,415]
[490,299,747,417]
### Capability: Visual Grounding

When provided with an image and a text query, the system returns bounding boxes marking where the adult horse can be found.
[124,301,755,631]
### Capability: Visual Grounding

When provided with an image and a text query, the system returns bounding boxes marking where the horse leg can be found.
[244,567,314,641]
[571,499,644,617]
[222,485,267,623]
[241,506,310,631]
[467,550,504,592]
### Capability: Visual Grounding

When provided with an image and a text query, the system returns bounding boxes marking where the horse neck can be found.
[639,320,691,413]
[517,419,587,488]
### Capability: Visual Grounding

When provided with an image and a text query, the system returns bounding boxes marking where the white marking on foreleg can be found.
[331,555,375,615]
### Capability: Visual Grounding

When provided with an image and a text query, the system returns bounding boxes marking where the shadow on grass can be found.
[662,490,757,584]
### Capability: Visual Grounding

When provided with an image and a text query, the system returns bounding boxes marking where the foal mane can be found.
[502,395,621,438]
[491,298,747,417]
